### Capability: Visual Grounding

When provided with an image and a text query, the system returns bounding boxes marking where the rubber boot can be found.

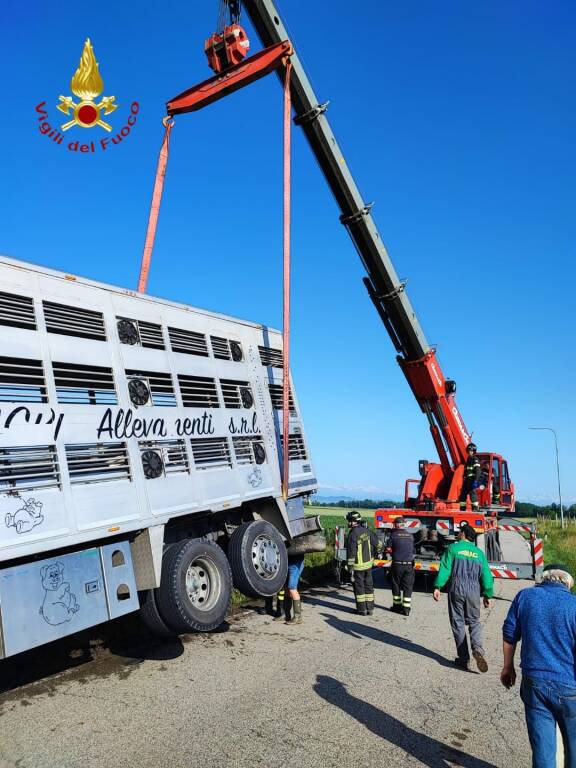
[273,591,286,621]
[281,594,292,623]
[286,599,302,625]
[263,596,274,616]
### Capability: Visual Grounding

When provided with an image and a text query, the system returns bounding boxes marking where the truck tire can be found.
[155,538,233,633]
[228,520,288,598]
[139,588,176,638]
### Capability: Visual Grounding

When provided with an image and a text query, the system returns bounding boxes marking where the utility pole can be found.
[529,427,564,529]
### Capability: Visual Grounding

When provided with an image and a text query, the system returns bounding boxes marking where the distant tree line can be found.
[306,498,399,510]
[306,498,576,518]
[514,501,576,519]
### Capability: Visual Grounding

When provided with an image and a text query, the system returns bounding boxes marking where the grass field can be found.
[305,504,376,532]
[538,519,576,591]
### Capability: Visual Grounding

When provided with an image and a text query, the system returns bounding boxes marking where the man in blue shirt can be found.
[501,563,576,768]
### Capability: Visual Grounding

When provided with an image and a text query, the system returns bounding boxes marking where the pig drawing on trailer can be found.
[0,256,319,658]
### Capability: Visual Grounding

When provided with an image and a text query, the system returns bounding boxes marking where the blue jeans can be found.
[286,557,305,590]
[520,677,576,768]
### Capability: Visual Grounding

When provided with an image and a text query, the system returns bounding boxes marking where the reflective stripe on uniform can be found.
[356,594,367,602]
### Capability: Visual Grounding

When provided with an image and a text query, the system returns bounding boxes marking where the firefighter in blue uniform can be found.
[346,511,381,615]
[459,442,482,511]
[387,516,415,615]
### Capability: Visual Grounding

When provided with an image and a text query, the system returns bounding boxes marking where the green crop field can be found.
[538,520,576,591]
[305,505,376,532]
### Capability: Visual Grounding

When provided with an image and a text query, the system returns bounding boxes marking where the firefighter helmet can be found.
[467,442,477,453]
[346,510,363,526]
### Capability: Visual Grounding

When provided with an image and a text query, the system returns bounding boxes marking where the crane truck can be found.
[230,0,531,573]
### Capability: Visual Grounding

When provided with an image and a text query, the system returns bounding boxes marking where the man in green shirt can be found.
[433,522,494,672]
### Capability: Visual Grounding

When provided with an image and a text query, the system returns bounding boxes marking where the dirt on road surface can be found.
[0,575,531,768]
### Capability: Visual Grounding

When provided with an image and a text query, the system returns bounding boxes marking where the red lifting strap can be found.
[138,45,294,499]
[282,59,292,500]
[137,116,174,293]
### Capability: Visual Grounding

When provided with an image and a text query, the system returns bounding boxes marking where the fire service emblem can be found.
[35,38,139,153]
[57,38,117,132]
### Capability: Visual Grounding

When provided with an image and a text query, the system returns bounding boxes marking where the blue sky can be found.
[2,1,575,503]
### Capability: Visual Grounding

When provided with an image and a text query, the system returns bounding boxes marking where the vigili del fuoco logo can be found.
[35,39,139,153]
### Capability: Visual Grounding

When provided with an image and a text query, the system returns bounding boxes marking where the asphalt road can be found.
[0,573,532,768]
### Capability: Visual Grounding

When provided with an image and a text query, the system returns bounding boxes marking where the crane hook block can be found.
[205,24,250,74]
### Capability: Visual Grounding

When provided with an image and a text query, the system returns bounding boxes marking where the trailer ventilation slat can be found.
[258,346,283,368]
[210,336,243,362]
[0,291,36,330]
[0,356,48,403]
[190,437,232,470]
[43,301,106,341]
[220,379,254,409]
[125,369,177,407]
[53,361,117,405]
[139,439,189,478]
[288,434,307,461]
[210,336,231,360]
[0,444,60,492]
[178,375,220,408]
[138,321,165,349]
[268,383,296,412]
[168,327,209,357]
[66,442,131,484]
[117,317,165,350]
[232,436,266,465]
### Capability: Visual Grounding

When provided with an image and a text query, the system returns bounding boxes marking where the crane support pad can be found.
[167,40,292,115]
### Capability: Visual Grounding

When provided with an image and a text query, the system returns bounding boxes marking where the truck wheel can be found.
[228,520,288,598]
[155,538,233,633]
[139,588,176,638]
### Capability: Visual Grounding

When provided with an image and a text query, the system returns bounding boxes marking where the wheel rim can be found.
[185,556,221,611]
[251,534,281,580]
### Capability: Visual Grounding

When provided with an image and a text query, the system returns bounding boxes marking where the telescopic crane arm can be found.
[243,0,428,363]
[242,0,472,472]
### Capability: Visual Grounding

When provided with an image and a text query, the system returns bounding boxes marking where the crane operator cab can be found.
[475,453,513,513]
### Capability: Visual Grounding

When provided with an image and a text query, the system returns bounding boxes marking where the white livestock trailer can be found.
[0,256,318,657]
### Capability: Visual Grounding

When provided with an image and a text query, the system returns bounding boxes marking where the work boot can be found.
[262,596,274,616]
[274,593,288,621]
[454,657,470,671]
[390,602,402,613]
[402,607,411,617]
[366,600,374,615]
[472,648,489,673]
[285,599,302,625]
